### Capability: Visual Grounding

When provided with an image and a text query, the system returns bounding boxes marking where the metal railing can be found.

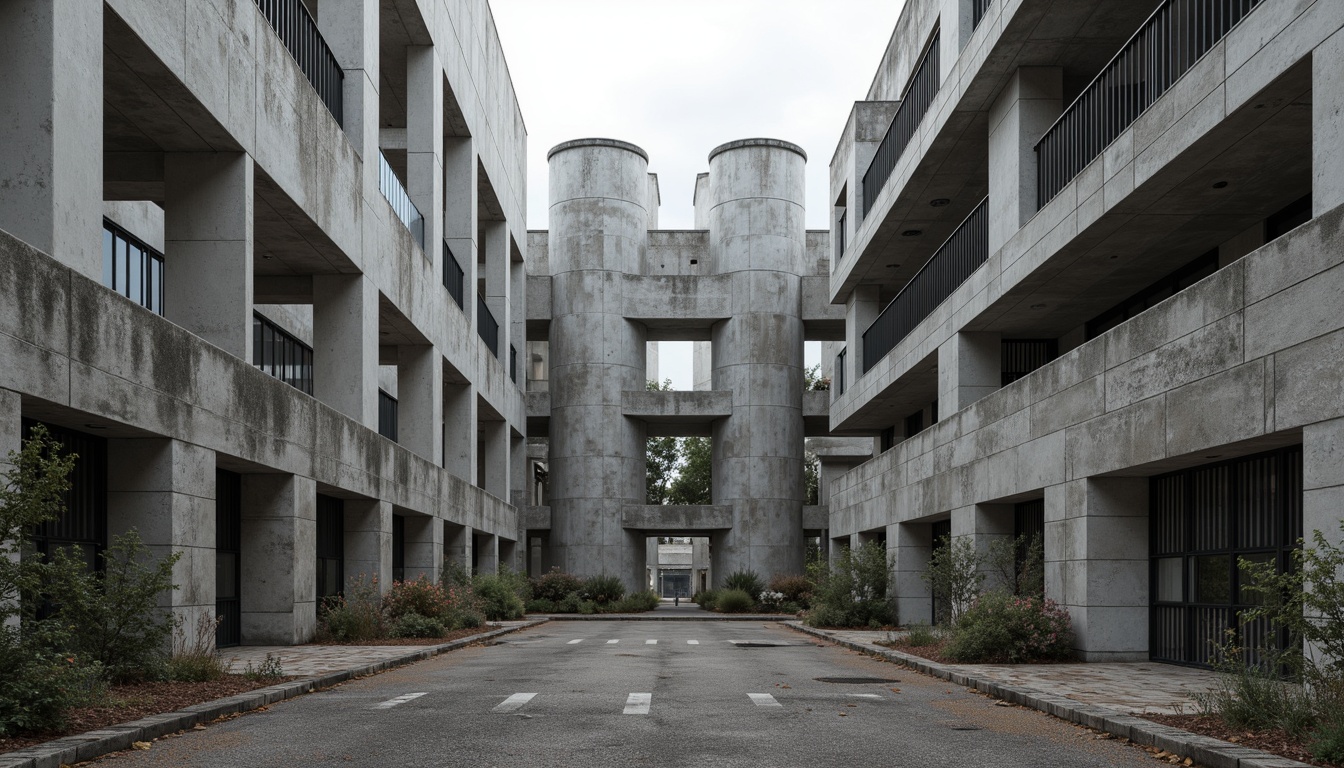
[510,345,518,384]
[1035,0,1262,207]
[254,0,343,126]
[378,152,425,250]
[478,295,499,358]
[835,349,847,397]
[443,242,465,310]
[861,31,941,219]
[972,0,993,29]
[862,197,988,373]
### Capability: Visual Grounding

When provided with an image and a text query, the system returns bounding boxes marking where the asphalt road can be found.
[116,621,1154,767]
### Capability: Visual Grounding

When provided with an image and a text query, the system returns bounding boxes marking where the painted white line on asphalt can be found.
[492,693,538,713]
[748,693,782,708]
[374,692,427,709]
[607,639,619,644]
[848,693,882,700]
[687,640,699,645]
[726,640,740,644]
[624,693,652,715]
[567,639,583,645]
[645,639,657,645]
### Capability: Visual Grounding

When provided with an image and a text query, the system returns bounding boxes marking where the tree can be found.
[804,450,819,505]
[804,363,829,392]
[645,380,680,504]
[668,437,712,505]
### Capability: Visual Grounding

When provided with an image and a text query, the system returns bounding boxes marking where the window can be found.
[378,390,399,442]
[25,420,107,575]
[1086,250,1218,340]
[316,495,345,601]
[252,313,314,395]
[836,208,847,258]
[392,515,406,583]
[102,220,164,315]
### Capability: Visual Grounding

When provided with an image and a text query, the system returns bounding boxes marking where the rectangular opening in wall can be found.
[252,313,314,395]
[23,420,107,575]
[315,494,344,601]
[930,519,952,625]
[215,469,242,648]
[378,390,399,442]
[102,219,164,315]
[1001,340,1058,386]
[1085,249,1218,341]
[392,514,405,583]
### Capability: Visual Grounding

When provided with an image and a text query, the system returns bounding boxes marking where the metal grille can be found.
[478,296,499,358]
[102,220,165,315]
[443,242,466,310]
[861,31,941,219]
[863,197,988,373]
[378,152,425,250]
[27,421,106,568]
[835,348,846,396]
[254,0,344,126]
[1149,445,1302,668]
[378,390,399,443]
[215,469,242,648]
[972,0,993,28]
[1036,0,1262,207]
[1001,340,1058,386]
[252,313,314,395]
[316,495,344,600]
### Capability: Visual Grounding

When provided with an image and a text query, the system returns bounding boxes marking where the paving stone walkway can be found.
[806,628,1219,715]
[220,621,533,677]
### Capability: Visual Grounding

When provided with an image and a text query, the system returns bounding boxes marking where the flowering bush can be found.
[757,590,786,610]
[769,574,814,609]
[383,576,452,621]
[944,592,1074,663]
[531,569,585,603]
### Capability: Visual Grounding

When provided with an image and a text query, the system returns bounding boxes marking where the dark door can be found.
[215,469,242,648]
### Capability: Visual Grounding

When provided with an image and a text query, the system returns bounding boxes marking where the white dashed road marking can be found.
[645,639,657,645]
[492,693,538,713]
[607,639,619,644]
[848,694,882,700]
[748,693,782,708]
[567,639,583,645]
[374,692,427,709]
[624,693,652,715]
[687,640,699,645]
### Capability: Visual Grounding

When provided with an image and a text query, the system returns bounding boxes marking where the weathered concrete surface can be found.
[620,505,734,533]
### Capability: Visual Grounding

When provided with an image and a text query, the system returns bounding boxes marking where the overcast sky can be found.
[490,0,908,387]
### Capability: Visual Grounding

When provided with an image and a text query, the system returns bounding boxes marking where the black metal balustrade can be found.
[1035,0,1262,207]
[478,295,499,358]
[510,345,518,384]
[443,242,466,310]
[255,0,344,126]
[861,31,941,219]
[973,0,993,28]
[862,197,988,373]
[379,151,425,250]
[835,349,846,396]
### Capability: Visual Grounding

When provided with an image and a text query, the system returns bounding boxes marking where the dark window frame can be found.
[252,313,314,395]
[378,390,399,442]
[102,219,165,315]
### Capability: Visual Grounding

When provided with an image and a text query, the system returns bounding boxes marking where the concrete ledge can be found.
[620,505,733,532]
[522,505,551,530]
[622,390,732,421]
[785,622,1314,768]
[537,613,795,621]
[0,620,547,768]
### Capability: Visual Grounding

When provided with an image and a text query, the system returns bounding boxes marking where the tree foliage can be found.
[645,380,682,505]
[668,436,712,505]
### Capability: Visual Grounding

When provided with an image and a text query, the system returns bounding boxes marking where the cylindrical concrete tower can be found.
[708,139,807,583]
[547,139,649,590]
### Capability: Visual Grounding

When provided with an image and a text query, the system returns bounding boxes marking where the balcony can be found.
[860,31,941,219]
[254,0,343,126]
[443,242,466,310]
[862,197,988,373]
[1035,0,1263,207]
[378,151,425,250]
[478,295,499,358]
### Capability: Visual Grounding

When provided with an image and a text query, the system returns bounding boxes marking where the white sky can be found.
[491,0,909,388]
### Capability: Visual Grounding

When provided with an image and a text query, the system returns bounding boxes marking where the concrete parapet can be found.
[620,505,734,533]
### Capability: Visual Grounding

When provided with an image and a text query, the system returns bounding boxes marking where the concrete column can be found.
[481,420,509,500]
[319,0,378,194]
[846,285,881,387]
[709,139,807,582]
[443,382,476,480]
[511,239,527,388]
[939,0,978,74]
[163,153,254,359]
[510,431,527,509]
[1314,29,1344,216]
[404,514,442,582]
[483,221,511,362]
[0,0,102,280]
[891,522,933,625]
[1304,418,1344,660]
[938,331,1001,414]
[406,45,443,268]
[343,498,391,591]
[444,137,477,329]
[313,274,379,427]
[546,139,649,590]
[445,523,473,573]
[240,474,317,645]
[952,503,1014,592]
[397,344,442,463]
[105,440,215,644]
[693,173,711,229]
[1044,478,1148,661]
[988,68,1062,254]
[693,342,712,391]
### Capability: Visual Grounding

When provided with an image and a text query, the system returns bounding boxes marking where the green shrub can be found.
[391,613,446,639]
[723,571,764,601]
[45,529,180,683]
[166,613,229,682]
[583,574,626,605]
[531,569,585,603]
[715,588,755,613]
[613,590,659,613]
[0,622,102,737]
[317,574,385,642]
[384,576,452,621]
[695,589,719,611]
[922,535,983,625]
[769,574,814,609]
[904,621,938,647]
[944,592,1073,663]
[472,573,525,621]
[525,598,556,613]
[779,601,802,615]
[243,653,285,682]
[1312,713,1344,764]
[450,605,485,629]
[555,591,583,614]
[805,541,895,628]
[578,600,599,615]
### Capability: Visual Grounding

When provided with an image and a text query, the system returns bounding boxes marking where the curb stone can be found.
[785,622,1315,768]
[0,619,548,768]
[535,613,795,621]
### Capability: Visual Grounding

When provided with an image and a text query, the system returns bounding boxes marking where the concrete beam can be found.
[620,505,735,532]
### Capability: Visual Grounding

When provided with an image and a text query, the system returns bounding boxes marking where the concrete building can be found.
[825,0,1344,665]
